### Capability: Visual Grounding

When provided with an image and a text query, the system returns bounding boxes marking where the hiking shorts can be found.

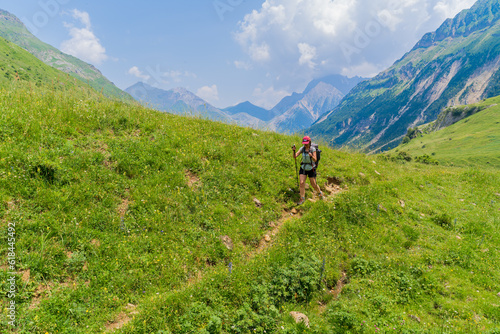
[299,167,316,178]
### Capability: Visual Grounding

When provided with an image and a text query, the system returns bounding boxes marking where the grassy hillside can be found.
[0,9,133,103]
[0,82,499,333]
[392,96,500,168]
[0,36,96,92]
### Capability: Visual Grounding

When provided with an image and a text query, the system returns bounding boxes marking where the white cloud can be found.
[434,0,476,19]
[60,9,108,65]
[71,10,91,28]
[162,70,197,82]
[298,43,317,68]
[376,9,403,32]
[234,60,252,70]
[252,85,290,109]
[340,62,380,78]
[249,43,271,62]
[128,66,151,81]
[127,65,198,86]
[234,0,475,86]
[197,85,220,104]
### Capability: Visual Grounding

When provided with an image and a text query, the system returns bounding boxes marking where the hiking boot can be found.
[297,197,305,205]
[319,191,324,200]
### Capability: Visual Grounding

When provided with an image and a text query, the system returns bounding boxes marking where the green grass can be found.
[0,36,95,91]
[0,10,133,102]
[0,81,499,333]
[392,96,500,168]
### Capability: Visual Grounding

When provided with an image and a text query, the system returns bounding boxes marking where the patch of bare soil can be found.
[29,282,53,310]
[105,303,138,332]
[185,170,201,189]
[331,271,349,298]
[21,269,30,283]
[117,189,132,218]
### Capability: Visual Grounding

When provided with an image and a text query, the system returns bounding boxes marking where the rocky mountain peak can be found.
[414,0,500,50]
[0,9,22,24]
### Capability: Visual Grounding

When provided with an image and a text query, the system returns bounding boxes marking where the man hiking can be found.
[292,136,323,205]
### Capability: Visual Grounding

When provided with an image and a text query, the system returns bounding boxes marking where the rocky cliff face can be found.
[310,0,500,153]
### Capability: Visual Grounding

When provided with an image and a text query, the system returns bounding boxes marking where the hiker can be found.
[292,136,323,205]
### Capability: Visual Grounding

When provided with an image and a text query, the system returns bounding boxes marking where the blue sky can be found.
[1,0,476,109]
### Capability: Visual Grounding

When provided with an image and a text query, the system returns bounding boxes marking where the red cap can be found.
[302,136,311,144]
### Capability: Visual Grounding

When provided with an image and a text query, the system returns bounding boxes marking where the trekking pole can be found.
[292,144,299,188]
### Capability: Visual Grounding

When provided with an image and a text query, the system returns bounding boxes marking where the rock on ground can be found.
[290,311,309,327]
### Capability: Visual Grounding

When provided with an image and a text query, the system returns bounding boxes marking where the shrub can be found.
[327,310,358,333]
[390,151,412,162]
[66,251,86,273]
[270,253,321,304]
[371,295,393,316]
[391,272,416,304]
[178,302,222,334]
[230,301,279,334]
[350,257,379,277]
[415,154,439,165]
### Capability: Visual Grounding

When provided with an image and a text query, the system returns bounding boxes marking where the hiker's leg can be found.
[310,177,322,194]
[299,174,307,198]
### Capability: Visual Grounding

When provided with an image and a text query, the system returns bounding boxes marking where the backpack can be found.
[311,143,321,168]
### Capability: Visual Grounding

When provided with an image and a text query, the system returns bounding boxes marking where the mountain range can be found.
[3,2,499,151]
[309,0,500,152]
[126,74,365,133]
[0,8,366,136]
[125,82,231,122]
[1,7,364,134]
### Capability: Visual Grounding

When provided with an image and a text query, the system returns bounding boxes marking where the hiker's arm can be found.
[293,146,301,159]
[311,151,317,162]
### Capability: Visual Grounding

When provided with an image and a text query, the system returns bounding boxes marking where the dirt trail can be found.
[254,178,346,255]
[254,209,303,255]
[331,271,349,298]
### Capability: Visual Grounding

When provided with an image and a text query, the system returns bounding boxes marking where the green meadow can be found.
[394,96,500,169]
[0,80,499,333]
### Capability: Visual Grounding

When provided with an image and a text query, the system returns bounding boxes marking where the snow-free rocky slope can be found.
[310,0,500,152]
